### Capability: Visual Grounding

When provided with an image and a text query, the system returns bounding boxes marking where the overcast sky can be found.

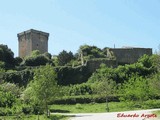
[0,0,160,57]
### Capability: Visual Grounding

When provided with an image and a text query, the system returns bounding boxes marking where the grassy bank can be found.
[0,114,68,120]
[50,102,142,113]
[50,100,160,113]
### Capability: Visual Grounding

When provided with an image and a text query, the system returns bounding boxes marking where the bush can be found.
[1,83,22,97]
[52,95,119,104]
[0,108,7,116]
[22,105,33,114]
[118,75,151,102]
[0,44,15,68]
[75,103,83,109]
[57,50,74,66]
[24,55,51,66]
[0,91,17,108]
[68,83,92,96]
[0,107,12,116]
[142,100,160,109]
[11,103,23,115]
[1,69,33,87]
[56,66,92,85]
[32,104,44,115]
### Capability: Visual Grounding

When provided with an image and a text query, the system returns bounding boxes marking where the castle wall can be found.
[86,58,117,73]
[110,48,152,65]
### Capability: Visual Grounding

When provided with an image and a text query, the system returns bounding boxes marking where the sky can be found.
[0,0,160,57]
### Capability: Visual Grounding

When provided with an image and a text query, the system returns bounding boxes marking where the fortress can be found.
[17,29,49,58]
[17,29,152,66]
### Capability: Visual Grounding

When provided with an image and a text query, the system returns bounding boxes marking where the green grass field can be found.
[50,102,142,113]
[0,114,68,120]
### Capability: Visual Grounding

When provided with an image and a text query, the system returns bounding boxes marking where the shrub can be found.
[75,103,82,109]
[69,83,92,96]
[24,55,51,66]
[1,69,33,87]
[142,100,160,109]
[0,107,12,116]
[22,104,33,114]
[57,50,74,66]
[52,95,119,104]
[0,91,17,108]
[32,104,44,115]
[56,66,92,85]
[0,108,7,116]
[119,75,151,102]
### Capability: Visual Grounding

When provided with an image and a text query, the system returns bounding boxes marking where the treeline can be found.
[0,44,115,68]
[0,44,115,86]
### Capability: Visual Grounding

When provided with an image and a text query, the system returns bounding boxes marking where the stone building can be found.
[85,47,152,72]
[17,29,49,58]
[110,47,152,65]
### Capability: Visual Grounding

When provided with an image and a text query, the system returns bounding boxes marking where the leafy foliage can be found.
[79,45,106,59]
[0,91,16,108]
[0,61,5,69]
[91,80,116,97]
[23,50,53,66]
[88,64,116,83]
[14,57,23,66]
[23,64,59,114]
[57,50,74,66]
[68,83,92,96]
[0,83,21,108]
[56,65,91,85]
[53,95,119,104]
[0,44,15,68]
[1,83,22,97]
[118,75,151,102]
[149,73,160,97]
[150,54,160,72]
[1,69,33,87]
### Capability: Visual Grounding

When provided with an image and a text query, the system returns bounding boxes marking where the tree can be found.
[88,63,116,83]
[0,83,18,108]
[91,79,116,97]
[57,50,74,66]
[0,61,5,69]
[14,57,23,66]
[0,44,15,68]
[78,45,106,59]
[119,75,151,102]
[149,73,160,97]
[24,64,58,116]
[138,54,152,68]
[150,54,160,72]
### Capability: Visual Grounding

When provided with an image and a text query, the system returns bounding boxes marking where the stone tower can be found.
[17,29,49,58]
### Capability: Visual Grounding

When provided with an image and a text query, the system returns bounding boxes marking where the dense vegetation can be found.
[0,44,160,119]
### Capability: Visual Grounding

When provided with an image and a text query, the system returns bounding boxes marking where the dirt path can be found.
[53,109,160,120]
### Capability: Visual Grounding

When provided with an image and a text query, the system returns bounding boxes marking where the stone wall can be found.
[85,48,152,73]
[110,48,152,65]
[86,58,117,73]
